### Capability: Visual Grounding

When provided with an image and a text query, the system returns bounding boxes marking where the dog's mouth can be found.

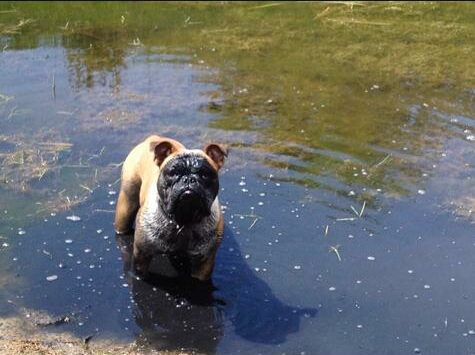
[178,188,198,200]
[171,189,209,225]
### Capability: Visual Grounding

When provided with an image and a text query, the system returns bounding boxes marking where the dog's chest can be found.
[157,224,214,255]
[138,187,218,256]
[139,209,214,255]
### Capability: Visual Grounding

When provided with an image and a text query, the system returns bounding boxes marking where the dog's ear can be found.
[150,138,183,166]
[204,143,228,170]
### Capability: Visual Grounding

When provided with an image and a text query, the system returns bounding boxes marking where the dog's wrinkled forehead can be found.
[162,151,213,173]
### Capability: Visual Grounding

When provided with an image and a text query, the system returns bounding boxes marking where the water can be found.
[0,2,474,354]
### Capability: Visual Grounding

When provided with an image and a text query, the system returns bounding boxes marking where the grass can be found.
[0,18,33,35]
[0,135,72,191]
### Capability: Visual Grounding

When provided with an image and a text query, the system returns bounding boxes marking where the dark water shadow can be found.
[116,225,317,353]
[215,226,318,346]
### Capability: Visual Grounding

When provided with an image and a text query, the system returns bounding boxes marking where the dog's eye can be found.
[168,167,181,177]
[200,172,210,180]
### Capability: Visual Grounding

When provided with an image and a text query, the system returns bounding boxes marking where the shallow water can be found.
[1,2,474,354]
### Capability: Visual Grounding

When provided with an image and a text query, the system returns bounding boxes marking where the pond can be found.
[0,2,474,354]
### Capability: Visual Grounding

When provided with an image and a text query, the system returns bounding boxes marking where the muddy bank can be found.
[0,315,186,355]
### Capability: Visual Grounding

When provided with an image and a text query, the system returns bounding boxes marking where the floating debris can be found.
[65,239,73,244]
[367,256,376,261]
[36,314,71,327]
[46,275,58,282]
[329,245,342,262]
[248,218,259,230]
[417,189,426,195]
[336,217,356,222]
[359,201,366,217]
[66,215,81,222]
[328,286,336,291]
[18,230,26,235]
[350,205,360,216]
[294,265,302,270]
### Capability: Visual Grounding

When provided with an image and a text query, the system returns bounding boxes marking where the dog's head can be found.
[150,137,227,226]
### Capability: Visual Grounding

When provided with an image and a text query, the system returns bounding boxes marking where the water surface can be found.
[0,2,474,354]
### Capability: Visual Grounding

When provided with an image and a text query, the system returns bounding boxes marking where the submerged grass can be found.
[0,1,473,200]
[0,135,72,191]
[0,18,33,35]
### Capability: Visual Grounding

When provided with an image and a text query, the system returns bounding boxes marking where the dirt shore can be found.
[0,316,185,355]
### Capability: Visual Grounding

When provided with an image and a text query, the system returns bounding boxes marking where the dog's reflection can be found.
[116,233,223,354]
[117,227,317,353]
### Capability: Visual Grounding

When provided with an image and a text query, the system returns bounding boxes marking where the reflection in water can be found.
[1,3,474,354]
[116,233,223,354]
[63,29,125,91]
[116,227,317,353]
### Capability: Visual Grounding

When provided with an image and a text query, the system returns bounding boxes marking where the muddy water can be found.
[0,2,474,354]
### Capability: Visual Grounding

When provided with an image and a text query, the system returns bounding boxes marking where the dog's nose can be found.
[183,175,197,184]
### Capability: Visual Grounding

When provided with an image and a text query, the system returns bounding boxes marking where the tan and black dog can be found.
[114,135,227,281]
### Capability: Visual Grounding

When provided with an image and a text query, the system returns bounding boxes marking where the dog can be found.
[114,135,227,281]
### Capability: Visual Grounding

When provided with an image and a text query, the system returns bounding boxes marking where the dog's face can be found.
[151,139,227,226]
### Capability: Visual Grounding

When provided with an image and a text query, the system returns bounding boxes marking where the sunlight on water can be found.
[0,2,474,354]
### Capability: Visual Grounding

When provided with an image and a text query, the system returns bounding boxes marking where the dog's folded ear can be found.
[150,137,184,166]
[204,143,228,170]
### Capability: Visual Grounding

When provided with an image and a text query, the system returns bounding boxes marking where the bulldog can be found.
[114,135,227,281]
